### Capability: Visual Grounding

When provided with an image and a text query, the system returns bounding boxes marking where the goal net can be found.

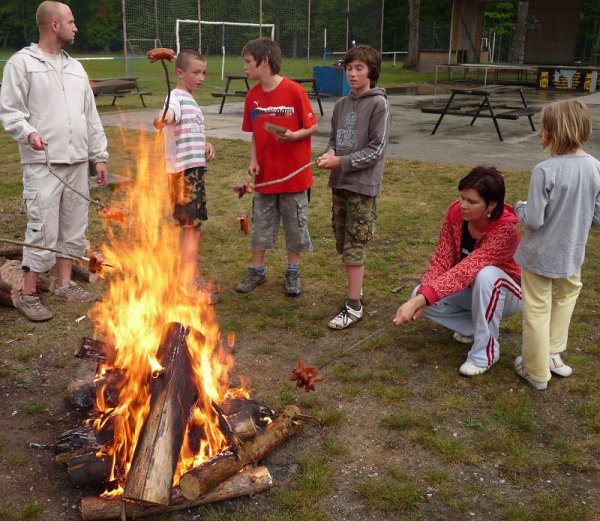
[123,0,389,73]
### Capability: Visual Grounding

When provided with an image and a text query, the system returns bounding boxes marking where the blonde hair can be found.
[176,49,205,71]
[540,98,591,155]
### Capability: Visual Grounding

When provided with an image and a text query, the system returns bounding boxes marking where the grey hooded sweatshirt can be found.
[327,87,391,196]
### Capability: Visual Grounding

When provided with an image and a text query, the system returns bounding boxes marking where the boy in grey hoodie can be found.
[317,45,391,329]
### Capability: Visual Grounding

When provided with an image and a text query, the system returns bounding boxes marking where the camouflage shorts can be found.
[168,166,208,227]
[331,188,377,265]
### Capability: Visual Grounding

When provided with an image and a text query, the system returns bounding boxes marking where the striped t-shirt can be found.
[163,88,206,173]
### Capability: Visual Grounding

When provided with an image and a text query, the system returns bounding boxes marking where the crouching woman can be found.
[393,166,522,376]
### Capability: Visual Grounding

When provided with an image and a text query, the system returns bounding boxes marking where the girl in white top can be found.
[514,98,600,390]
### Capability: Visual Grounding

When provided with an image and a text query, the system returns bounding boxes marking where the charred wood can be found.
[67,452,112,487]
[75,338,115,364]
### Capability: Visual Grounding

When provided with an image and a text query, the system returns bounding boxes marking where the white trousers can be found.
[21,162,90,273]
[415,266,522,367]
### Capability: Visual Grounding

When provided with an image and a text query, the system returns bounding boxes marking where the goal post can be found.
[175,19,275,80]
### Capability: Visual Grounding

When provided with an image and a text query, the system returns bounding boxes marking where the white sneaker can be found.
[459,356,491,376]
[453,331,474,344]
[328,303,363,330]
[514,356,547,390]
[549,353,572,377]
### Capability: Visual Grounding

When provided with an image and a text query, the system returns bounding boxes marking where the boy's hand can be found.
[153,114,165,130]
[206,143,216,162]
[316,150,341,169]
[153,108,175,129]
[276,128,297,143]
[247,160,260,177]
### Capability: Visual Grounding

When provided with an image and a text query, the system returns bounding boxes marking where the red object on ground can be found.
[238,214,249,235]
[290,360,324,393]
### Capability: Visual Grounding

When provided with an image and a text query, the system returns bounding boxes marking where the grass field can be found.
[0,50,436,111]
[0,118,599,520]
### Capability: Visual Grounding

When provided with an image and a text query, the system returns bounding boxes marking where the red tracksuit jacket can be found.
[418,200,521,305]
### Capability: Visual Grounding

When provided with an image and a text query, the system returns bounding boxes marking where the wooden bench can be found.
[90,77,151,108]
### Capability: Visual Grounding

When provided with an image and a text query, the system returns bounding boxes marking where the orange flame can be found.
[88,132,242,490]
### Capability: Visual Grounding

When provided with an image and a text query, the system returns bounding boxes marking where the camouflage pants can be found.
[331,188,377,266]
[168,166,208,227]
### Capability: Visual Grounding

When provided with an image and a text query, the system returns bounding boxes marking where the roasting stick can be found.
[43,145,104,208]
[253,158,318,189]
[146,48,176,122]
[0,238,112,271]
[291,323,394,393]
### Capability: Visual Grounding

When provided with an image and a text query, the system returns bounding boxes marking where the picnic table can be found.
[90,77,151,107]
[211,75,329,115]
[421,85,539,141]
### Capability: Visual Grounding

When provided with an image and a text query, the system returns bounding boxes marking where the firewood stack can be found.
[51,322,304,520]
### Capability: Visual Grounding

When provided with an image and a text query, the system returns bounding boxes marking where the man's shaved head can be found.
[36,1,67,27]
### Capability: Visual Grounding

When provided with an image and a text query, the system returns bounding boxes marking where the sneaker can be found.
[193,279,221,305]
[549,353,572,377]
[54,281,98,302]
[453,331,474,344]
[514,356,547,390]
[328,303,363,330]
[284,270,302,296]
[459,356,491,376]
[235,267,266,293]
[16,293,53,322]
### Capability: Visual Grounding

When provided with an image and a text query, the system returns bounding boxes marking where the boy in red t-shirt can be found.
[235,37,318,296]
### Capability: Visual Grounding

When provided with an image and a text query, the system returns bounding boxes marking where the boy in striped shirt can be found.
[154,49,218,302]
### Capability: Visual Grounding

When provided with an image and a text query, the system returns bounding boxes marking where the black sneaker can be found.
[284,269,302,296]
[235,267,267,293]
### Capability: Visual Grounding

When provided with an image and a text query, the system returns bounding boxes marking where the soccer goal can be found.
[176,19,275,80]
[126,38,162,55]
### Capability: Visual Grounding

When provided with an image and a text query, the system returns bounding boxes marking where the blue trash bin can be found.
[313,66,351,97]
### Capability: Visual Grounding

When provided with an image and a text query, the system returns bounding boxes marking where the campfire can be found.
[49,133,302,520]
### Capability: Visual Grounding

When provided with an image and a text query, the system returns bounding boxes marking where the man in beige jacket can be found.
[0,1,108,321]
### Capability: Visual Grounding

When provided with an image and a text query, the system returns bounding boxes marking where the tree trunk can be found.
[179,405,300,500]
[80,465,273,520]
[123,322,199,506]
[508,0,529,64]
[406,0,420,69]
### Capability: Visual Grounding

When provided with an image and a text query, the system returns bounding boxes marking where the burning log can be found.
[67,452,112,487]
[123,322,199,506]
[74,337,115,363]
[80,465,272,520]
[179,404,300,500]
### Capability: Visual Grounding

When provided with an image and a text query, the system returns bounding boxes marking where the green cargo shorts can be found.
[168,166,208,227]
[331,188,377,266]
